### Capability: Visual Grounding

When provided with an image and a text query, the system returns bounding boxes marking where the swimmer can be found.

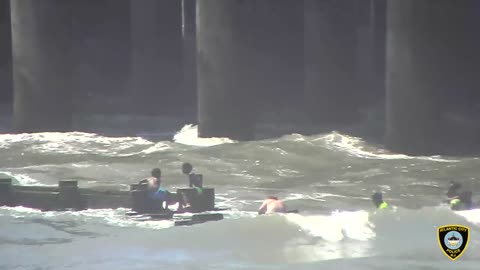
[446,181,462,201]
[139,168,175,210]
[258,196,287,215]
[371,192,388,209]
[450,191,473,211]
[139,168,162,193]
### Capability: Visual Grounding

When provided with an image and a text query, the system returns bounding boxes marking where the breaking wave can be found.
[173,124,236,147]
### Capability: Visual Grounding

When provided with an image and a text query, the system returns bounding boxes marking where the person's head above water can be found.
[447,181,462,198]
[449,181,461,189]
[371,192,383,205]
[372,191,382,201]
[267,196,279,200]
[182,162,193,174]
[151,168,161,178]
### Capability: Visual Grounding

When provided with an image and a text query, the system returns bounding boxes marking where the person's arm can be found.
[258,201,268,215]
[443,195,460,203]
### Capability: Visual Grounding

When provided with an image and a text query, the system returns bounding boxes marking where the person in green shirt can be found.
[450,191,473,211]
[371,192,388,209]
[443,182,474,211]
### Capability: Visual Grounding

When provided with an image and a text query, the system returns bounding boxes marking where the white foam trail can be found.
[0,171,50,186]
[319,132,460,162]
[454,208,480,225]
[139,143,171,154]
[0,206,174,230]
[275,168,303,177]
[173,124,236,147]
[286,210,375,242]
[0,132,160,156]
[293,193,353,202]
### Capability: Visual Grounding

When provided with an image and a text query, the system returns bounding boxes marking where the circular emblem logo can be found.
[444,231,463,249]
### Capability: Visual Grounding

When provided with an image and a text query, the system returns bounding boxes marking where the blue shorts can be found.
[150,188,168,201]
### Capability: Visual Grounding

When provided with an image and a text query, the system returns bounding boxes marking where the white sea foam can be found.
[318,132,460,162]
[173,124,236,147]
[0,171,50,186]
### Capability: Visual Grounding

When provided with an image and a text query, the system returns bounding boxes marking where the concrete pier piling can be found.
[2,0,480,155]
[385,0,479,155]
[0,0,11,105]
[197,0,264,140]
[354,0,378,109]
[130,0,182,115]
[304,0,359,124]
[372,0,387,102]
[255,0,304,111]
[71,0,131,112]
[11,0,73,132]
[181,0,197,111]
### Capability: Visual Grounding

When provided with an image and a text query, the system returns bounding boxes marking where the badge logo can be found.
[437,224,470,260]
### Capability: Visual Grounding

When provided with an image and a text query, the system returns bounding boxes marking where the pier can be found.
[0,0,479,155]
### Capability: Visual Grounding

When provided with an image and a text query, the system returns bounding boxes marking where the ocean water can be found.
[0,115,479,270]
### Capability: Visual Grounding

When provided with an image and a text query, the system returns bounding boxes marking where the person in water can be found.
[139,168,162,192]
[258,196,287,215]
[443,181,473,210]
[182,162,203,188]
[177,162,203,211]
[371,192,388,209]
[446,181,462,201]
[139,168,172,209]
[450,191,473,211]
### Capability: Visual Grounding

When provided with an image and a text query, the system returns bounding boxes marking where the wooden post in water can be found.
[57,180,83,210]
[130,184,140,191]
[130,183,161,213]
[198,188,215,210]
[0,178,13,206]
[131,190,148,213]
[177,187,215,212]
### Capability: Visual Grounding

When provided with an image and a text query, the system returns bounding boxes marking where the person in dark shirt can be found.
[444,182,474,211]
[446,181,462,201]
[450,191,473,211]
[177,162,204,211]
[182,162,203,188]
[371,192,388,209]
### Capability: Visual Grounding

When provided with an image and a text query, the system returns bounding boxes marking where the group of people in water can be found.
[259,180,477,213]
[259,181,474,214]
[139,165,474,214]
[370,180,474,211]
[138,162,203,212]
